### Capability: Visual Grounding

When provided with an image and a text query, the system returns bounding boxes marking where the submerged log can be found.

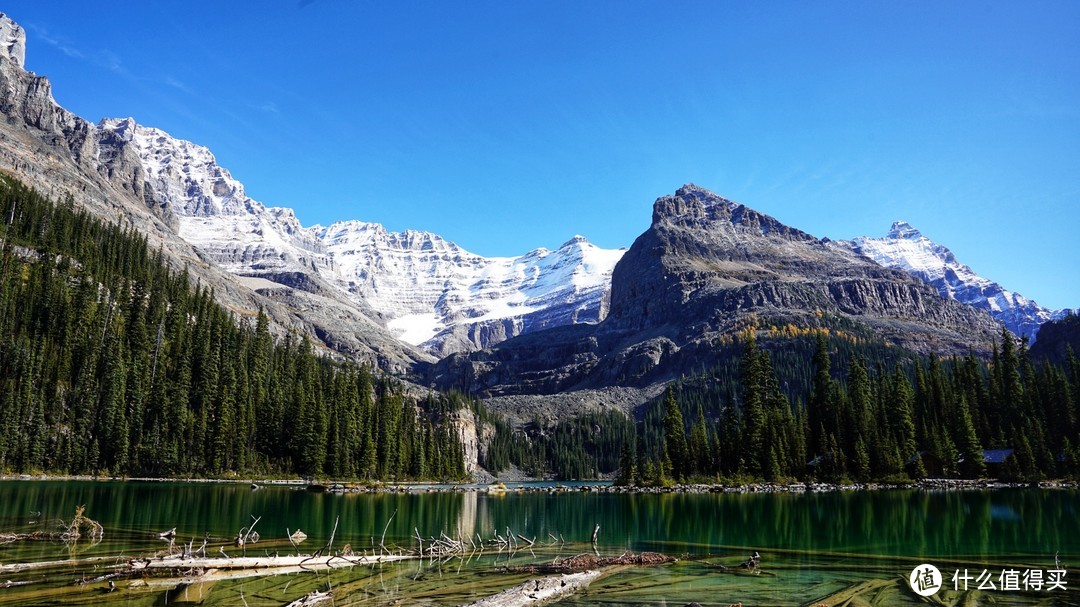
[0,555,120,574]
[0,506,103,546]
[130,553,413,572]
[801,578,896,607]
[507,551,676,575]
[285,590,332,607]
[463,570,604,607]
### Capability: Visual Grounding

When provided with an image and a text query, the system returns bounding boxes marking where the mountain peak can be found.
[560,234,590,248]
[675,183,739,208]
[887,221,923,240]
[654,184,741,223]
[846,223,1057,340]
[98,117,138,139]
[0,13,26,70]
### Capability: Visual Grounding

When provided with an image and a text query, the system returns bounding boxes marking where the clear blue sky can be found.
[7,1,1080,310]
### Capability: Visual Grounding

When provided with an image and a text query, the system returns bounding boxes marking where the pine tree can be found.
[740,334,765,476]
[661,386,687,480]
[955,395,986,478]
[688,406,709,477]
[809,333,834,456]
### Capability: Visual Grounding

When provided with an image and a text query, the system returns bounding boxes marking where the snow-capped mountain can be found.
[317,222,623,353]
[98,118,625,355]
[845,221,1069,340]
[98,118,332,277]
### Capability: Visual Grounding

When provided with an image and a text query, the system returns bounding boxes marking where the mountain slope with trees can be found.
[0,176,466,479]
[619,327,1079,484]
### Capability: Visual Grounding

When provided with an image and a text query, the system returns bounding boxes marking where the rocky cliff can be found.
[844,221,1073,341]
[0,12,429,372]
[96,115,624,357]
[428,185,1003,398]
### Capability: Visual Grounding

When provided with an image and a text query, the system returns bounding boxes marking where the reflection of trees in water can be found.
[0,482,1076,563]
[463,489,1079,562]
[456,490,477,539]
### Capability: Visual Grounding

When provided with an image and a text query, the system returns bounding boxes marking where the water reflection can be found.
[0,481,1076,564]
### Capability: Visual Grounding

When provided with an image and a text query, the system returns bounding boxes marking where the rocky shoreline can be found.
[2,474,1076,494]
[312,477,1079,495]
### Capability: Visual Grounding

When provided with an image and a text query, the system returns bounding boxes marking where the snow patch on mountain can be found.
[99,118,625,354]
[316,220,624,353]
[846,221,1065,340]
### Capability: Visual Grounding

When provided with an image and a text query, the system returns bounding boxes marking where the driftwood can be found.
[284,589,333,606]
[130,553,413,572]
[463,570,604,607]
[506,551,676,575]
[0,506,102,546]
[710,550,762,572]
[801,578,896,607]
[0,531,56,544]
[0,555,121,575]
[61,505,103,542]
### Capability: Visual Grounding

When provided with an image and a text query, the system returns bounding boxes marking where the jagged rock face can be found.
[0,14,25,69]
[93,115,625,356]
[97,118,333,277]
[96,116,626,356]
[429,185,1003,396]
[0,12,429,373]
[609,185,999,347]
[450,410,481,475]
[844,221,1073,341]
[0,15,157,225]
[0,11,621,366]
[319,221,622,355]
[1029,313,1080,365]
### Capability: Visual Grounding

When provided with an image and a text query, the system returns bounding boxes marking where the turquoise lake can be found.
[0,481,1075,605]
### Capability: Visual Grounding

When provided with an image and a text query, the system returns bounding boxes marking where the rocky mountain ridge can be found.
[97,116,624,357]
[0,8,1068,403]
[0,11,429,372]
[428,185,1004,401]
[843,222,1073,341]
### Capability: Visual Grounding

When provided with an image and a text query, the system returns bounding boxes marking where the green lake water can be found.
[0,481,1075,606]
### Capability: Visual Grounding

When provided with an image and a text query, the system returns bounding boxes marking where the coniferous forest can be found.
[1,174,1078,484]
[474,324,1079,483]
[0,176,466,480]
[618,328,1080,485]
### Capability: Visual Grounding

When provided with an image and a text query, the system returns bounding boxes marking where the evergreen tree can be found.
[955,395,986,478]
[661,386,687,480]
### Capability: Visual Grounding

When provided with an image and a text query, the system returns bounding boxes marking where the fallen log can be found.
[130,553,413,572]
[0,506,103,545]
[800,578,896,607]
[506,551,676,575]
[0,555,121,574]
[462,570,604,607]
[285,590,333,607]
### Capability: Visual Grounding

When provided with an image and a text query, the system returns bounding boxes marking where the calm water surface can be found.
[0,481,1075,605]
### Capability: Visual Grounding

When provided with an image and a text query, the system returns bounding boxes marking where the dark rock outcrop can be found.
[1029,313,1080,365]
[428,185,1002,396]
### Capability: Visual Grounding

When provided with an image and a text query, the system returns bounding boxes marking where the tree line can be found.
[621,326,1080,485]
[0,176,466,480]
[481,409,635,479]
[3,174,1076,485]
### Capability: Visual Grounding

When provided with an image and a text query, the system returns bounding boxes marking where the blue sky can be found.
[7,1,1080,310]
